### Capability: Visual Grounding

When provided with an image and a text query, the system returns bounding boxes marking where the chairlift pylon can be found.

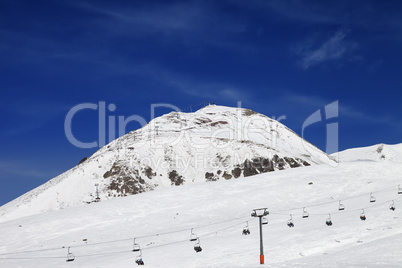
[135,249,144,265]
[370,193,376,203]
[132,238,140,252]
[66,247,75,262]
[338,200,345,211]
[287,214,294,227]
[360,209,366,221]
[302,207,309,218]
[389,200,396,211]
[190,228,198,242]
[194,237,202,253]
[326,214,333,226]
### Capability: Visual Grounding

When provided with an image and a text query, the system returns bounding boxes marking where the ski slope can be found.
[0,146,401,267]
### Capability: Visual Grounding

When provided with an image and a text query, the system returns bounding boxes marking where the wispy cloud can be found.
[70,1,247,42]
[0,99,70,136]
[158,70,250,102]
[295,30,356,69]
[262,0,339,24]
[285,93,400,127]
[0,161,51,179]
[339,104,398,126]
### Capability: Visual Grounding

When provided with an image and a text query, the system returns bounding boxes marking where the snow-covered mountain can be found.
[0,105,336,222]
[0,145,400,267]
[335,143,402,163]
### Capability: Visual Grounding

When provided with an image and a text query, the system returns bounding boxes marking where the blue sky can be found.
[1,0,402,206]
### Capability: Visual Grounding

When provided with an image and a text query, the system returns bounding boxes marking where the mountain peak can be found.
[0,105,336,222]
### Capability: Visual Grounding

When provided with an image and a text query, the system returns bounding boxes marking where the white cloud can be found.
[0,161,50,179]
[71,1,246,39]
[166,76,249,102]
[296,30,356,69]
[284,93,400,127]
[1,99,70,136]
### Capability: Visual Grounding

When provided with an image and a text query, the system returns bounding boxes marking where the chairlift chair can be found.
[326,214,333,226]
[360,209,366,221]
[287,214,295,228]
[194,238,202,253]
[66,247,75,262]
[302,207,309,218]
[398,185,402,194]
[135,250,144,266]
[132,238,140,252]
[390,200,396,211]
[242,221,251,235]
[370,193,376,203]
[190,228,198,242]
[262,217,268,225]
[338,200,345,211]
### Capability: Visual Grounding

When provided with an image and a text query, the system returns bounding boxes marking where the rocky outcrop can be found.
[168,170,185,186]
[103,162,155,197]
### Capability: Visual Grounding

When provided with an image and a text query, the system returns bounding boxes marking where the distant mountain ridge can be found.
[335,143,402,163]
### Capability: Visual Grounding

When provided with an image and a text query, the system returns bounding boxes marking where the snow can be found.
[335,143,402,163]
[0,105,336,222]
[1,105,401,267]
[0,151,401,267]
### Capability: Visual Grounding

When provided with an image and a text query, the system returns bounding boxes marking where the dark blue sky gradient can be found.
[1,0,402,205]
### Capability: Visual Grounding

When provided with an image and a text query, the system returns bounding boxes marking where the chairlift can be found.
[242,221,250,235]
[302,207,309,218]
[338,200,345,211]
[287,214,294,228]
[360,209,366,221]
[389,200,395,211]
[190,228,198,242]
[326,214,333,226]
[135,249,144,265]
[398,185,402,195]
[132,238,140,252]
[262,217,268,225]
[66,247,75,262]
[194,237,202,253]
[370,193,376,203]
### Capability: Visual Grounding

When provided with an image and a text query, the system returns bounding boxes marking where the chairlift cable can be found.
[271,184,401,214]
[0,215,251,256]
[0,184,400,261]
[270,195,401,217]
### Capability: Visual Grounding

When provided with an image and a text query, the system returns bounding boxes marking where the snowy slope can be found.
[0,105,336,222]
[0,153,401,267]
[336,143,402,163]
